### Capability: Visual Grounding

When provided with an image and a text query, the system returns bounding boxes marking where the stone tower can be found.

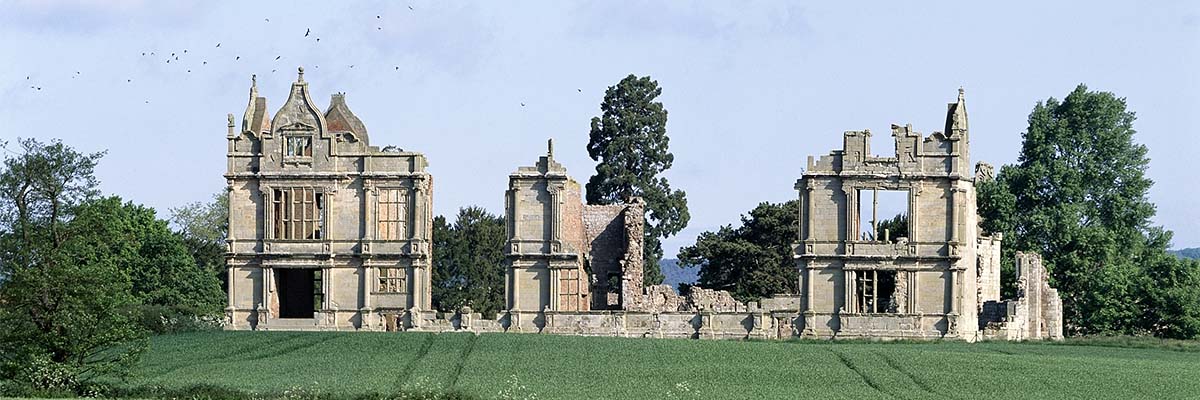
[793,89,998,340]
[224,69,433,331]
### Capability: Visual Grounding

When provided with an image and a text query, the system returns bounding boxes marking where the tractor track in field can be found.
[448,334,479,388]
[395,333,436,388]
[238,334,340,362]
[874,350,940,397]
[152,333,338,377]
[828,348,893,398]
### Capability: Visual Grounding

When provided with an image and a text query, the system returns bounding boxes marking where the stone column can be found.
[548,184,562,253]
[549,267,560,311]
[261,266,274,323]
[842,185,857,242]
[844,269,856,314]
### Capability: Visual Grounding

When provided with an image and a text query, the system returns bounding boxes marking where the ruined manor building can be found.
[225,68,433,331]
[503,144,646,321]
[793,90,1061,340]
[222,77,1060,340]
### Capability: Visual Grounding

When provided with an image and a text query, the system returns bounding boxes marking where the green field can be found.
[90,331,1200,399]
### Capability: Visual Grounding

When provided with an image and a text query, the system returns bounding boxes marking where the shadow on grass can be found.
[80,383,483,400]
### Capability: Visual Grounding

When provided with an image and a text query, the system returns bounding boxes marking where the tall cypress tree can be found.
[586,74,690,286]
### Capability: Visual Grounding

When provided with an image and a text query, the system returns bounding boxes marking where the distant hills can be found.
[659,258,698,289]
[1170,247,1200,260]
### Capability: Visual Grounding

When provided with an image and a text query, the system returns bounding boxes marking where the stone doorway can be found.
[276,269,322,318]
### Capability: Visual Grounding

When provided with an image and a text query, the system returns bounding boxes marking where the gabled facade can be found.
[224,68,433,331]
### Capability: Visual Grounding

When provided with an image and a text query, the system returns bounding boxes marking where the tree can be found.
[0,139,144,390]
[431,207,506,318]
[976,85,1200,337]
[678,201,797,302]
[83,197,225,316]
[586,74,689,285]
[875,213,908,242]
[170,191,229,291]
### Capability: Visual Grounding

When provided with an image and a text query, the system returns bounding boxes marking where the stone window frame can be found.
[843,182,917,244]
[843,265,916,315]
[268,186,327,241]
[557,268,581,311]
[852,270,896,314]
[377,267,407,294]
[375,187,409,241]
[280,126,315,165]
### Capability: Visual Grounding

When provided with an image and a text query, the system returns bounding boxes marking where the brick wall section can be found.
[582,205,625,279]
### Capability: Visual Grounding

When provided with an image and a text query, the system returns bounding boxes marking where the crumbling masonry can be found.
[223,76,1061,341]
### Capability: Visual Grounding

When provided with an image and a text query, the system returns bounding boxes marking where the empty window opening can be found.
[277,269,323,318]
[377,189,408,240]
[378,267,407,293]
[273,188,325,240]
[854,270,897,313]
[858,189,909,242]
[286,135,313,157]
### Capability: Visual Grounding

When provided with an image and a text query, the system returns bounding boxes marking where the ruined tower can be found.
[793,89,997,339]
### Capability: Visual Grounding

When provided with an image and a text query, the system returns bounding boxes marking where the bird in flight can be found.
[305,28,310,37]
[265,18,270,22]
[577,89,581,92]
[520,103,526,107]
[216,43,221,47]
[275,56,281,60]
[236,56,241,60]
[408,5,414,10]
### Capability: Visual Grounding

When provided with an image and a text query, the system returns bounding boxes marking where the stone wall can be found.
[980,252,1064,340]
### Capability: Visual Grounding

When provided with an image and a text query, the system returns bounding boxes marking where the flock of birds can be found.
[21,6,583,108]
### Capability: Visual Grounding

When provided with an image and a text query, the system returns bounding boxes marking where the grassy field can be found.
[88,331,1200,399]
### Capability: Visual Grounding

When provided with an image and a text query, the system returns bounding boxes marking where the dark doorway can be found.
[277,269,321,318]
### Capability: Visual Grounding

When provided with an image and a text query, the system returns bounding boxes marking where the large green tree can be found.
[0,139,144,390]
[678,201,798,302]
[170,191,229,291]
[84,196,225,316]
[586,74,689,285]
[431,207,506,318]
[977,85,1200,337]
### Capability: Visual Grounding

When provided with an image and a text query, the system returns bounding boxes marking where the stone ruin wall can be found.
[581,204,628,308]
[980,252,1064,340]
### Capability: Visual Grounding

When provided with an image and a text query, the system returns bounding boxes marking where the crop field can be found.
[97,331,1199,399]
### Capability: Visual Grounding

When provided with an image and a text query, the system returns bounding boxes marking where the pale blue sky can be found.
[2,1,1197,255]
